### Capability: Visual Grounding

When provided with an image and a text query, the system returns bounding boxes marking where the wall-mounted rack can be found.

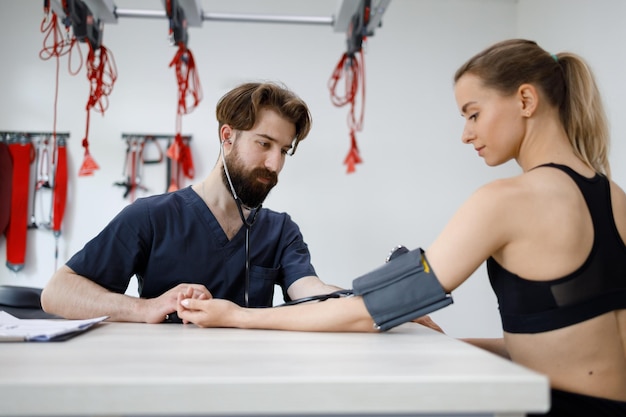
[117,133,193,201]
[1,131,70,144]
[1,131,70,272]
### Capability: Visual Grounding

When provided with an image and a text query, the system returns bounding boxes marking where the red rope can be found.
[79,42,117,176]
[167,43,201,186]
[38,6,75,269]
[169,43,203,116]
[39,9,83,73]
[39,9,82,166]
[39,12,72,60]
[328,48,366,173]
[85,43,117,114]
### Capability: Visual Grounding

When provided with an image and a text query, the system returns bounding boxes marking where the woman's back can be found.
[491,164,626,401]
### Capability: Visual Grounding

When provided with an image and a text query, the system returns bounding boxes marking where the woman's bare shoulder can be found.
[468,174,534,208]
[610,179,626,205]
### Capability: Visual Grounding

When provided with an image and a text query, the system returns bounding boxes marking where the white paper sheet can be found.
[0,311,108,342]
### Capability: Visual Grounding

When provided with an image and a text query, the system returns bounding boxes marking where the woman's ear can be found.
[518,83,538,117]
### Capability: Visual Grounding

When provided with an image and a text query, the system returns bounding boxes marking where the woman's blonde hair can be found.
[454,39,610,177]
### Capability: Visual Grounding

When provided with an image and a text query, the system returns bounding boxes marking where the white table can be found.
[0,321,549,416]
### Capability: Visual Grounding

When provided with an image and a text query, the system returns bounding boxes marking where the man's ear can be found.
[518,83,538,117]
[220,125,233,144]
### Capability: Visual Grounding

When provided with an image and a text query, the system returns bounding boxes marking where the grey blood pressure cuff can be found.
[352,248,453,331]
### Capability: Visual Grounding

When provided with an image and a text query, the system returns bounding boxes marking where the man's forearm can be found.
[41,267,143,321]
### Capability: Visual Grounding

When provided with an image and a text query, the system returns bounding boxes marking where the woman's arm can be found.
[177,294,377,332]
[177,181,517,332]
[426,181,513,292]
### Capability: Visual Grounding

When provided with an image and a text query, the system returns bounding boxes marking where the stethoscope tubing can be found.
[220,141,260,307]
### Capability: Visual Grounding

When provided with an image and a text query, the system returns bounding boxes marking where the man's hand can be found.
[142,283,212,323]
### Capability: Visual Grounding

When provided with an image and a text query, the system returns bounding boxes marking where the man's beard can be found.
[222,152,278,209]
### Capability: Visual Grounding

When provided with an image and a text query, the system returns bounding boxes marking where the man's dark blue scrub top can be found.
[66,186,317,307]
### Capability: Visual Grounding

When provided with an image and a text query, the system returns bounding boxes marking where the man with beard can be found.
[41,82,341,323]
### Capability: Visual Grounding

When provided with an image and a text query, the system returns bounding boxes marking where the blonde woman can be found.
[177,40,626,416]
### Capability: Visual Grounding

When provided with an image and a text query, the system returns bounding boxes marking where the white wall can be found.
[3,0,623,339]
[516,0,626,190]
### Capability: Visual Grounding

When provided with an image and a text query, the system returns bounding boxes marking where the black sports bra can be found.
[487,163,626,333]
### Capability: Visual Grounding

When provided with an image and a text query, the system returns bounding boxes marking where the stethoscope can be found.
[221,140,408,309]
[221,139,352,308]
[220,140,260,307]
[276,245,409,307]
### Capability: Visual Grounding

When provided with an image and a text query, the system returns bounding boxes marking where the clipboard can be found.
[0,311,108,342]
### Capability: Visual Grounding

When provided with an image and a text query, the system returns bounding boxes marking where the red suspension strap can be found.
[39,3,82,170]
[39,3,79,270]
[52,136,68,270]
[328,48,367,174]
[5,135,34,272]
[79,41,117,176]
[167,42,201,190]
[0,140,12,239]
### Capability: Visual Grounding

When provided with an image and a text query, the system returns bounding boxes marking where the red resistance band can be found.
[328,49,366,174]
[52,138,67,236]
[6,139,34,272]
[80,42,117,176]
[0,142,12,236]
[167,43,201,190]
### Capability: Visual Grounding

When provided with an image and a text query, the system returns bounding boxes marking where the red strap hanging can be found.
[0,141,12,236]
[167,157,182,193]
[169,42,202,116]
[166,133,195,180]
[39,5,78,64]
[167,42,201,188]
[36,5,78,270]
[79,42,117,176]
[328,48,366,173]
[79,113,100,176]
[39,5,82,171]
[6,137,34,272]
[52,137,68,270]
[343,130,363,174]
[52,138,67,236]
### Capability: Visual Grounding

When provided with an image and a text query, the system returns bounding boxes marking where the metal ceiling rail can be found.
[114,8,335,26]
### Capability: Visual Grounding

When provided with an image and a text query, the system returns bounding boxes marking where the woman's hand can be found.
[143,283,211,324]
[412,315,445,333]
[176,294,241,327]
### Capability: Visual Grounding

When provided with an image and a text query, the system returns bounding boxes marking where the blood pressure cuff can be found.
[352,248,453,331]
